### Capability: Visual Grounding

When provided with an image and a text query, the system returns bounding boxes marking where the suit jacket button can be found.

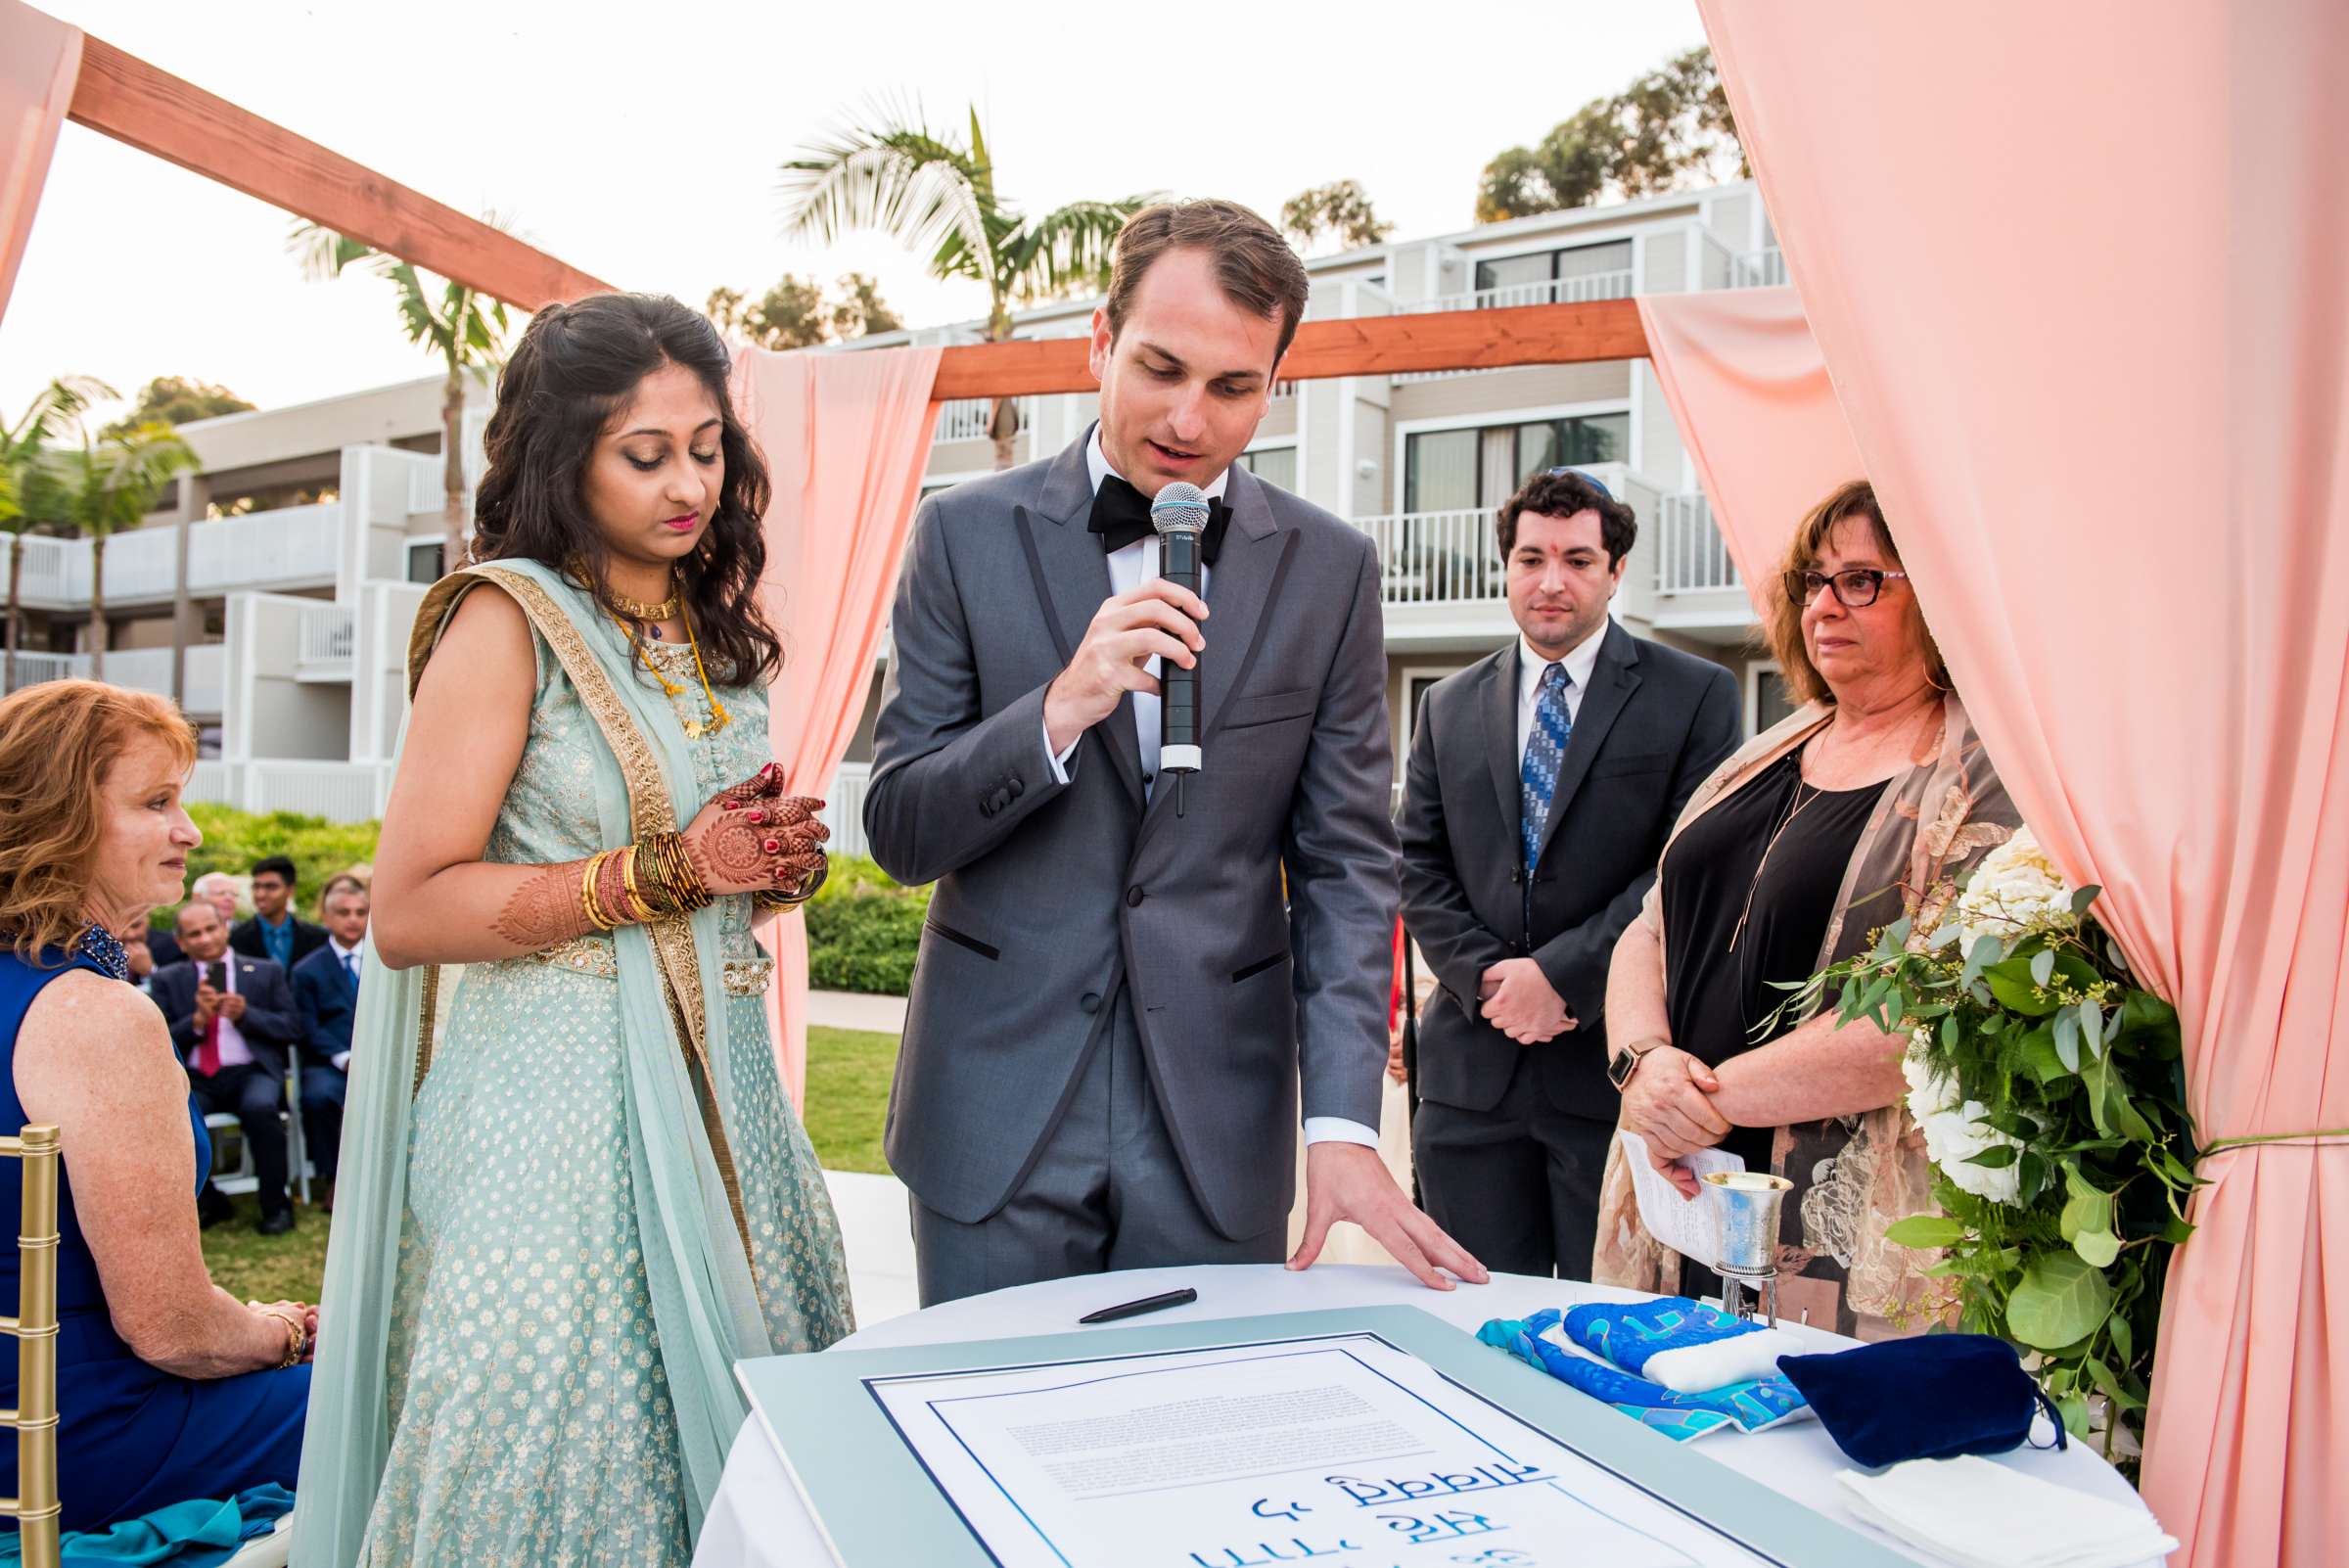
[1081,992,1101,1014]
[1009,775,1024,796]
[1126,886,1145,907]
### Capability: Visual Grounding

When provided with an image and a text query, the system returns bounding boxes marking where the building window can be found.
[1473,240,1635,306]
[1403,415,1629,513]
[405,539,445,583]
[1749,662,1795,736]
[1238,446,1297,492]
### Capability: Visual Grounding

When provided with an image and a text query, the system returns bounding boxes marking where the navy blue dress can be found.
[0,946,308,1531]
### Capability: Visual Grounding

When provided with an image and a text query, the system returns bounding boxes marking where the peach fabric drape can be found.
[1635,288,1861,596]
[0,0,79,325]
[731,344,940,1105]
[1694,3,2349,1561]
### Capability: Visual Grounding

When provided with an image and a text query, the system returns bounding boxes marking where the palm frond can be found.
[1005,196,1156,302]
[287,220,379,282]
[4,376,115,453]
[778,114,995,285]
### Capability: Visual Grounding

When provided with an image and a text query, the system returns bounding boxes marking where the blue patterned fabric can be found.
[1518,661,1574,868]
[1478,1306,1809,1444]
[1559,1295,1770,1378]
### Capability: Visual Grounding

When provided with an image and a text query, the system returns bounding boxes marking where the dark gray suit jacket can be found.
[866,432,1400,1240]
[151,955,302,1083]
[1399,622,1739,1120]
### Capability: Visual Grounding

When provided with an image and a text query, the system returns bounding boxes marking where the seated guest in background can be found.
[232,854,326,973]
[1401,468,1739,1280]
[292,873,367,1211]
[154,899,303,1234]
[152,870,240,970]
[0,680,309,1532]
[116,915,159,993]
[1592,480,2020,1335]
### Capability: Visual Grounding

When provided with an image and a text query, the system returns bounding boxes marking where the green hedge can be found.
[806,854,929,995]
[161,804,383,926]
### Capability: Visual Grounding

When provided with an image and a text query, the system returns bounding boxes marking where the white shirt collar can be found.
[329,935,365,962]
[1084,424,1231,506]
[1518,620,1611,706]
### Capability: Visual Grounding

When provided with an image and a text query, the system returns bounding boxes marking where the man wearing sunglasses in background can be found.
[1399,467,1740,1280]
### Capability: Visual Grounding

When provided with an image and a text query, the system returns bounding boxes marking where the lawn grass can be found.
[198,1026,900,1305]
[802,1025,899,1175]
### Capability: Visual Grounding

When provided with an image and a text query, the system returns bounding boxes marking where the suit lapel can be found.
[1534,620,1643,865]
[1016,433,1146,810]
[1484,645,1524,853]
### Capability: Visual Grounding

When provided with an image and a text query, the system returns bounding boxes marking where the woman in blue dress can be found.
[295,293,852,1567]
[0,679,312,1530]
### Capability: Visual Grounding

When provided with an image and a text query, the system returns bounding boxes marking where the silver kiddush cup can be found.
[1702,1170,1793,1324]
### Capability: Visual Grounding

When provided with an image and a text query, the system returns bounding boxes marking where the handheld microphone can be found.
[1150,482,1209,812]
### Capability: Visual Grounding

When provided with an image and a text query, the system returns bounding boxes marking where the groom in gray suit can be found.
[867,199,1485,1306]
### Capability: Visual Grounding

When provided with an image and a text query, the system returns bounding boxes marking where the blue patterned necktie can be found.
[1520,661,1575,870]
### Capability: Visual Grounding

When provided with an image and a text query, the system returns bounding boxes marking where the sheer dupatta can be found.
[1591,693,2019,1321]
[291,560,769,1565]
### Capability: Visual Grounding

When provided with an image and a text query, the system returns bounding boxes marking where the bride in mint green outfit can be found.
[293,294,852,1566]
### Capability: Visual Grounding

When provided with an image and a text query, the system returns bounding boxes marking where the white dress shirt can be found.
[1039,429,1376,1153]
[327,935,365,1072]
[1515,623,1610,766]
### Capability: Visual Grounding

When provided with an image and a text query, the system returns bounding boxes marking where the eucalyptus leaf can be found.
[2072,1226,2121,1268]
[2052,1009,2082,1073]
[2108,1314,2133,1365]
[2081,998,2106,1059]
[2006,1253,2115,1350]
[2072,884,2101,920]
[1884,1215,1968,1250]
[2030,948,2056,987]
[1985,961,2060,1016]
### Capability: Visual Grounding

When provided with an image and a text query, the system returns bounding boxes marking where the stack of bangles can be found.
[577,832,825,931]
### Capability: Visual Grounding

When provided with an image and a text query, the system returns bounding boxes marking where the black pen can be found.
[1078,1287,1198,1325]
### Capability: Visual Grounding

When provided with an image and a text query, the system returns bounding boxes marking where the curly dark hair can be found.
[471,292,782,685]
[1495,467,1637,566]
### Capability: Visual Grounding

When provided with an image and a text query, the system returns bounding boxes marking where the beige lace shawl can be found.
[1589,693,2019,1326]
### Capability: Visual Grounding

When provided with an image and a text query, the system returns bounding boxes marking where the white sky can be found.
[2,0,1708,427]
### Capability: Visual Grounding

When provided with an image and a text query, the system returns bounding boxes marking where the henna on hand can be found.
[491,860,594,950]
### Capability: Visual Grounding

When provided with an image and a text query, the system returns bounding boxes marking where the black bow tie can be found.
[1086,475,1234,565]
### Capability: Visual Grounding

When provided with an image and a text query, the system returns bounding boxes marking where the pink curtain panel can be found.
[1695,2,2349,1561]
[0,0,80,325]
[732,343,941,1106]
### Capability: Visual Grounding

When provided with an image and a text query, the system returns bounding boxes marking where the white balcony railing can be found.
[0,505,342,609]
[1731,246,1787,289]
[0,643,228,713]
[1354,510,1506,606]
[1656,491,1743,594]
[1404,269,1636,317]
[820,761,872,864]
[242,760,384,821]
[934,397,1033,443]
[299,603,356,671]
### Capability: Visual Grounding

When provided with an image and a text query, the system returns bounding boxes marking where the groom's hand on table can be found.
[1290,1141,1489,1292]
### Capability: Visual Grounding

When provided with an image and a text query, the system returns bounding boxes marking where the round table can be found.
[691,1264,2164,1567]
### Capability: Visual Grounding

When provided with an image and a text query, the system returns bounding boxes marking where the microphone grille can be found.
[1149,482,1211,536]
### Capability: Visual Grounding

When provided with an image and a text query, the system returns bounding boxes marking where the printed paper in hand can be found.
[1619,1130,1745,1270]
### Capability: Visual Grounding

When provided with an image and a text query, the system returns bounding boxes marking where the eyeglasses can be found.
[1783,568,1911,608]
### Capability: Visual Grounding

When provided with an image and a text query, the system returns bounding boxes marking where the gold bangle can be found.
[620,846,645,924]
[577,852,608,932]
[257,1306,303,1368]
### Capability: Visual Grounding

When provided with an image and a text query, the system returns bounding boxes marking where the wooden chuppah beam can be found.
[66,33,611,311]
[929,298,1651,399]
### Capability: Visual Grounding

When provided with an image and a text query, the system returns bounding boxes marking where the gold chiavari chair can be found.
[0,1125,61,1568]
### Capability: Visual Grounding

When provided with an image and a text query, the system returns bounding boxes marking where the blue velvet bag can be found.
[1774,1333,2066,1469]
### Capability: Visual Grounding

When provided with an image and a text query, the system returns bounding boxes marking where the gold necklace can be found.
[613,600,729,738]
[608,577,680,623]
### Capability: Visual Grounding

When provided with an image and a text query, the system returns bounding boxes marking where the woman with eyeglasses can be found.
[1589,480,2021,1334]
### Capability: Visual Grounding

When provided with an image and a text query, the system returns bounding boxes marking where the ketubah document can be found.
[858,1331,1773,1568]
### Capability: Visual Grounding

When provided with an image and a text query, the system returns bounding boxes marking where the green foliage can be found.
[1281,180,1393,254]
[705,271,902,350]
[805,854,930,994]
[1476,46,1746,222]
[801,1025,899,1175]
[1791,872,2196,1475]
[157,804,382,927]
[97,376,253,439]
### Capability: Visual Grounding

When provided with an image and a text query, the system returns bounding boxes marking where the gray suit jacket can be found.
[866,431,1400,1239]
[1400,623,1740,1119]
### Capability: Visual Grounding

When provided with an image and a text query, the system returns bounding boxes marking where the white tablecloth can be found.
[692,1263,2165,1568]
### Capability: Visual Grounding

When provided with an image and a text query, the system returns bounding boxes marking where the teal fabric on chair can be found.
[0,1485,293,1567]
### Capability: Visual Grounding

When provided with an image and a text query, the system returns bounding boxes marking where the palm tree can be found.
[291,224,511,572]
[52,418,197,681]
[0,378,110,693]
[781,104,1151,470]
